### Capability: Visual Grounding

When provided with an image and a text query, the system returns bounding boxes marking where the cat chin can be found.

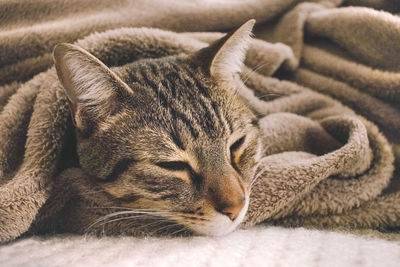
[187,198,249,237]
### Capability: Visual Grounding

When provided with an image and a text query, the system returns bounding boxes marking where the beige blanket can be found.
[1,0,399,242]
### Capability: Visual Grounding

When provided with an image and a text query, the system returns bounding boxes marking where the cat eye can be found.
[230,136,246,169]
[155,161,203,190]
[230,136,245,154]
[155,161,191,171]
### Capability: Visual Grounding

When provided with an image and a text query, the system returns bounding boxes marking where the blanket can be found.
[1,0,400,243]
[2,227,400,267]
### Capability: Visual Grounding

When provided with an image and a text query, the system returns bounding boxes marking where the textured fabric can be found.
[2,227,400,267]
[0,0,400,243]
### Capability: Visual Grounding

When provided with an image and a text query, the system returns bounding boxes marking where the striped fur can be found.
[54,21,262,236]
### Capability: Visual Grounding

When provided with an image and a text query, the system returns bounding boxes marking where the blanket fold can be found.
[0,0,399,242]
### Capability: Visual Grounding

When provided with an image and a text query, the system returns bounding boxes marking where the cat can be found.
[52,20,262,237]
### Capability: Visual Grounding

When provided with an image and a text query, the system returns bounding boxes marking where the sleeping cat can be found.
[52,20,262,236]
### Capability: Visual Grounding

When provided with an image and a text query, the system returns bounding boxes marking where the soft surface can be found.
[1,0,400,265]
[2,226,400,267]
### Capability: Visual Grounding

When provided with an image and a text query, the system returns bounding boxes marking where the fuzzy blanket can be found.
[2,227,400,267]
[1,0,400,243]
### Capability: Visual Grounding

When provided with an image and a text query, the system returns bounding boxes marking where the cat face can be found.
[54,20,261,236]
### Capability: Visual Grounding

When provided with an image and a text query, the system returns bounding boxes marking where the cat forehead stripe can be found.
[126,60,230,140]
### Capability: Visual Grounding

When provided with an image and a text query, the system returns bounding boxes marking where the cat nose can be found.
[205,171,247,221]
[216,198,246,221]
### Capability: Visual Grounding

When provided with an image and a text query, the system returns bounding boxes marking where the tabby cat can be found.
[53,20,262,236]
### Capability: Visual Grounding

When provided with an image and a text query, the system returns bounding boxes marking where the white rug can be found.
[1,226,400,267]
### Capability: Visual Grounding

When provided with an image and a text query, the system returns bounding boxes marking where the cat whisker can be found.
[241,62,269,84]
[86,206,172,214]
[131,218,172,230]
[233,62,269,100]
[85,208,176,233]
[229,68,263,107]
[86,214,175,236]
[257,93,283,100]
[92,208,173,216]
[149,222,185,236]
[168,226,190,237]
[129,218,182,236]
[232,62,280,108]
[94,214,169,229]
[86,206,136,211]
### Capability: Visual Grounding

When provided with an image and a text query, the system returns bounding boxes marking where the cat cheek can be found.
[179,201,247,236]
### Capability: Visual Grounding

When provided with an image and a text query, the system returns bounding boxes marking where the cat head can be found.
[53,20,261,236]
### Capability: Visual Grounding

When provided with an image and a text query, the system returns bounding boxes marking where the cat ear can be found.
[53,43,133,133]
[195,19,255,82]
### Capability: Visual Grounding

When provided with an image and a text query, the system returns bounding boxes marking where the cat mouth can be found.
[180,197,250,237]
[83,198,249,237]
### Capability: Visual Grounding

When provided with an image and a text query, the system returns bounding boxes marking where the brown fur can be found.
[1,0,400,242]
[47,21,261,237]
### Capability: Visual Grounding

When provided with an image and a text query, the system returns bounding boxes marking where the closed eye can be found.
[155,161,190,171]
[230,136,245,170]
[230,136,245,155]
[155,161,203,190]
